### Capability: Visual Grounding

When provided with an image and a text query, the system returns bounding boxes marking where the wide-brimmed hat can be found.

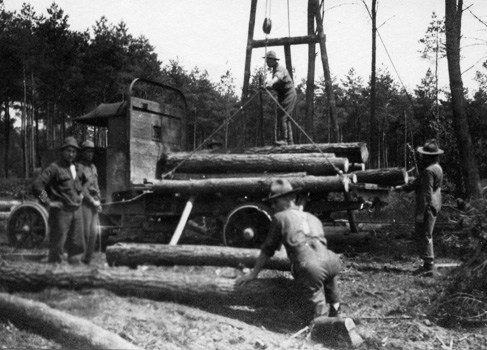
[61,136,80,150]
[265,178,302,201]
[81,140,95,150]
[263,50,279,60]
[417,139,444,155]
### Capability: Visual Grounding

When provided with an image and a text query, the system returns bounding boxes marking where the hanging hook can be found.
[263,18,272,34]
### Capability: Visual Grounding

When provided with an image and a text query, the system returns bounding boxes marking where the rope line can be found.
[161,91,262,178]
[263,88,343,176]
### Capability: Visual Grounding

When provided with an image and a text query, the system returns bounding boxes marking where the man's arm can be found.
[235,250,271,287]
[421,169,436,214]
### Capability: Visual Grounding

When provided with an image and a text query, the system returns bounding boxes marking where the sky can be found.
[3,0,487,97]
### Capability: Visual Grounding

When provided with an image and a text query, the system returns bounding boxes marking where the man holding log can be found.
[395,139,444,277]
[32,137,85,264]
[235,178,343,323]
[264,50,296,146]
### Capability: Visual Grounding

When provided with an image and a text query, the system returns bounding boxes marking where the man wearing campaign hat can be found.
[236,178,344,324]
[32,136,85,264]
[79,140,102,264]
[396,139,444,276]
[263,50,297,146]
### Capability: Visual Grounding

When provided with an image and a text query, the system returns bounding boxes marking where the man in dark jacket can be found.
[235,178,343,322]
[32,136,85,264]
[79,140,102,265]
[264,50,297,145]
[396,139,444,276]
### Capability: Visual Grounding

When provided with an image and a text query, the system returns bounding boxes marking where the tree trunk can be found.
[369,0,378,168]
[444,0,482,199]
[306,0,316,138]
[0,292,141,350]
[160,153,349,176]
[0,260,299,307]
[153,175,352,196]
[353,167,408,186]
[106,244,291,270]
[237,142,369,164]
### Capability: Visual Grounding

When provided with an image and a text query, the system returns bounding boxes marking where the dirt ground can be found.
[1,217,487,349]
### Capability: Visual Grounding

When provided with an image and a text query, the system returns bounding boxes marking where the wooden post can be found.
[169,195,196,245]
[313,0,339,143]
[306,0,316,140]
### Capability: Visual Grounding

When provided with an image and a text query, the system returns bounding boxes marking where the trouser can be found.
[291,240,342,321]
[48,206,84,264]
[414,207,437,265]
[82,203,98,264]
[277,92,297,144]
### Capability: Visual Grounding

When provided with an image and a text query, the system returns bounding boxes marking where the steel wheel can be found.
[223,203,272,248]
[7,202,49,249]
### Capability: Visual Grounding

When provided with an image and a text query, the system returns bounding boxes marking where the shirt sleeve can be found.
[261,217,283,257]
[421,168,435,208]
[32,164,56,197]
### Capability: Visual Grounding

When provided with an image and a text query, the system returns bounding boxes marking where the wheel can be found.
[223,203,273,248]
[6,202,49,249]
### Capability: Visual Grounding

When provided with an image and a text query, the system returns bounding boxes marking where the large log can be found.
[106,243,291,270]
[0,292,142,349]
[235,142,369,164]
[152,175,352,196]
[353,167,408,186]
[105,237,370,269]
[0,260,298,307]
[168,172,308,180]
[160,152,348,175]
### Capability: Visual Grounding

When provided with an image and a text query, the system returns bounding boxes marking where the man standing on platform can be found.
[79,140,102,265]
[264,50,297,146]
[32,136,85,264]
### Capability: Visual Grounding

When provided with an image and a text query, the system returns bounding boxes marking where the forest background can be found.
[0,1,486,200]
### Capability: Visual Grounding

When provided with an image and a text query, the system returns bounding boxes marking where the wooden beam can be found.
[169,195,196,245]
[251,35,320,48]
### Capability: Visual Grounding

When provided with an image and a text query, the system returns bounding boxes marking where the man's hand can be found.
[235,273,256,287]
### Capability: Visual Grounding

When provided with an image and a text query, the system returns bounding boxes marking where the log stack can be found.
[157,142,407,194]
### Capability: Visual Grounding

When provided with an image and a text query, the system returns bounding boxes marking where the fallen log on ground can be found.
[105,234,370,269]
[352,167,408,186]
[235,142,369,164]
[106,243,291,270]
[159,153,349,175]
[152,175,352,196]
[0,292,141,350]
[0,260,298,307]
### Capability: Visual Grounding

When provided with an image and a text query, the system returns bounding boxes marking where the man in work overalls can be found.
[235,178,343,323]
[396,139,444,276]
[264,50,297,146]
[79,140,102,265]
[32,136,85,264]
